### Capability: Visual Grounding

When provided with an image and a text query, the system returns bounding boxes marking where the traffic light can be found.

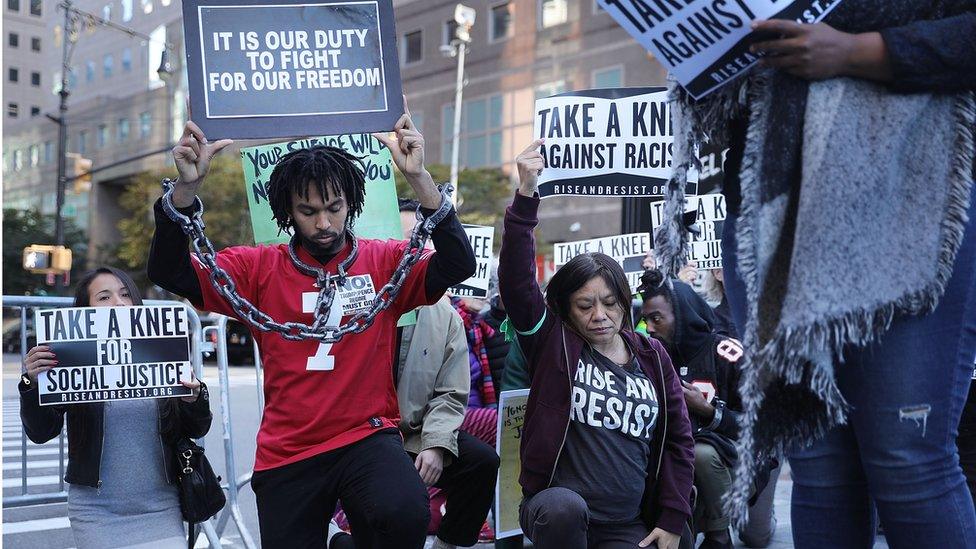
[23,245,72,274]
[67,153,93,193]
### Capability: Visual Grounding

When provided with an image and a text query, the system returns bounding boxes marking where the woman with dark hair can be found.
[19,267,212,549]
[497,141,695,549]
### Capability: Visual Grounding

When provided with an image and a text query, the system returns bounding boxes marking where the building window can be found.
[490,3,513,42]
[78,130,88,154]
[29,145,39,167]
[443,19,458,46]
[592,66,623,88]
[31,36,40,51]
[43,140,52,163]
[8,32,18,47]
[141,0,151,14]
[139,111,151,138]
[13,149,23,170]
[7,102,17,118]
[29,0,40,16]
[539,0,567,28]
[102,3,111,19]
[103,54,113,78]
[160,0,169,6]
[30,106,40,116]
[31,71,40,87]
[121,0,131,21]
[117,117,130,141]
[442,94,504,168]
[411,111,424,132]
[7,0,18,12]
[402,30,422,65]
[97,124,108,148]
[8,67,18,83]
[122,48,132,72]
[86,60,95,83]
[535,80,566,99]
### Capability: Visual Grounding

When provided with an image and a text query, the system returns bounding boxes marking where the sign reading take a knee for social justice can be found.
[533,88,698,199]
[34,306,193,406]
[182,0,403,139]
[597,0,843,99]
[449,225,495,298]
[651,193,727,270]
[554,233,651,293]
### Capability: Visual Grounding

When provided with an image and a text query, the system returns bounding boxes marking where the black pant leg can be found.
[958,380,976,506]
[433,430,501,546]
[338,429,430,549]
[252,451,340,549]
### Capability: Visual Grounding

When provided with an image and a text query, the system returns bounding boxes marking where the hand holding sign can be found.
[751,20,892,82]
[372,104,441,209]
[515,139,545,197]
[172,120,234,208]
[24,345,57,383]
[181,372,202,403]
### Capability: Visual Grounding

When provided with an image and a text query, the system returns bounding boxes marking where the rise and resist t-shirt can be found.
[191,238,435,471]
[552,345,660,523]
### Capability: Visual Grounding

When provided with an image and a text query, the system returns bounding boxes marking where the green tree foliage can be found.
[3,208,88,296]
[116,156,254,287]
[394,164,512,249]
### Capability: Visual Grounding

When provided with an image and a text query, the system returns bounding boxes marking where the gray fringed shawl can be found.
[655,2,976,523]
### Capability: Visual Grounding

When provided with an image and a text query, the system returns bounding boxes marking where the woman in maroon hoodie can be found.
[498,140,695,549]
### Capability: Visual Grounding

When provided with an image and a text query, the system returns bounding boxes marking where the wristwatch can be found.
[706,399,725,431]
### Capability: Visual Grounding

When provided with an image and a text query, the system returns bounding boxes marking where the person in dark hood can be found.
[638,269,743,549]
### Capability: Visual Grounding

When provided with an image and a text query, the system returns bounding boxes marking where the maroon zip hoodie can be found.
[498,192,695,535]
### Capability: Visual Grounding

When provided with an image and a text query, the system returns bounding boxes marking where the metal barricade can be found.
[1,296,222,548]
[202,315,258,549]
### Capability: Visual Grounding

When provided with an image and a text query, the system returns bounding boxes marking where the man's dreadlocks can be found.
[267,146,367,235]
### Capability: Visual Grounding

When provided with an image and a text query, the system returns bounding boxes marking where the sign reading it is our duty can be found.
[182,0,404,139]
[34,306,193,406]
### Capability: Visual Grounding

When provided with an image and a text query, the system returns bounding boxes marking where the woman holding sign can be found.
[498,141,694,549]
[19,267,212,549]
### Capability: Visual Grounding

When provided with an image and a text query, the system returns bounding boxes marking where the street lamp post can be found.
[50,0,174,293]
[444,4,475,204]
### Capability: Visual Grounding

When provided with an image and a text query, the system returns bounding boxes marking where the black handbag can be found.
[174,437,226,547]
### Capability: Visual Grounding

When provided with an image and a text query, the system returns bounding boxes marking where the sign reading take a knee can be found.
[34,306,193,405]
[182,0,403,139]
[449,225,495,298]
[597,0,844,99]
[533,87,698,199]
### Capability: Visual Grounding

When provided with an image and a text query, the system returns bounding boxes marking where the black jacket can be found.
[18,380,212,488]
[479,301,510,385]
[661,280,743,467]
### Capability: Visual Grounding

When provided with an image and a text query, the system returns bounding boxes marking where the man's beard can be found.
[299,230,346,262]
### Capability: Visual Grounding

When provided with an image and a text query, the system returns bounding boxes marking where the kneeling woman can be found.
[498,141,695,549]
[18,267,212,549]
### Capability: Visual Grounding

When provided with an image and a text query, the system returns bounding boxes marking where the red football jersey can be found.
[191,238,435,471]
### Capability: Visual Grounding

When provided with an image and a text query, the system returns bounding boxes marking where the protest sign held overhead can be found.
[554,233,651,293]
[183,0,403,139]
[651,193,726,269]
[35,306,193,406]
[241,133,401,244]
[533,88,698,199]
[598,0,843,99]
[450,225,495,298]
[495,389,529,539]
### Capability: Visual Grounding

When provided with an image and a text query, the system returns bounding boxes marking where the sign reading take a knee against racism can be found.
[554,233,651,293]
[533,88,698,199]
[597,0,843,99]
[182,0,403,139]
[449,225,495,298]
[34,306,193,406]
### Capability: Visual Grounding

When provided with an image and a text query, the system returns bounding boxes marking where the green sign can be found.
[239,133,402,244]
[239,133,415,326]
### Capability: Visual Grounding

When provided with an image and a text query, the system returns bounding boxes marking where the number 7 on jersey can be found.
[302,292,343,371]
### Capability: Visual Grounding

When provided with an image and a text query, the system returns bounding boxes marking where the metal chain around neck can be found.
[160,178,455,342]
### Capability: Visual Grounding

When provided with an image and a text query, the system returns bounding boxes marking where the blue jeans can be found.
[721,192,976,549]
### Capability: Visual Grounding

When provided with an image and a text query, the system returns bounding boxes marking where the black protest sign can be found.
[34,306,193,406]
[533,87,698,199]
[651,193,726,270]
[598,0,843,99]
[554,233,651,292]
[183,0,403,139]
[450,225,495,298]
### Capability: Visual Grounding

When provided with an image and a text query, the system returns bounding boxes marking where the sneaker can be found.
[327,519,351,549]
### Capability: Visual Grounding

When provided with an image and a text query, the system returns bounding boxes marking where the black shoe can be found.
[698,531,734,549]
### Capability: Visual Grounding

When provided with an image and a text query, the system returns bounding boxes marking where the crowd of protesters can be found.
[17,8,976,549]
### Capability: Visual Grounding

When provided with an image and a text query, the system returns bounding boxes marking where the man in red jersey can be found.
[148,112,476,548]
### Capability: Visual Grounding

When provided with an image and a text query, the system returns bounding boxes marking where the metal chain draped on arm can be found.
[159,178,455,343]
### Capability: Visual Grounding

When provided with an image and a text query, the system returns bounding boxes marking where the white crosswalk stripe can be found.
[1,516,71,535]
